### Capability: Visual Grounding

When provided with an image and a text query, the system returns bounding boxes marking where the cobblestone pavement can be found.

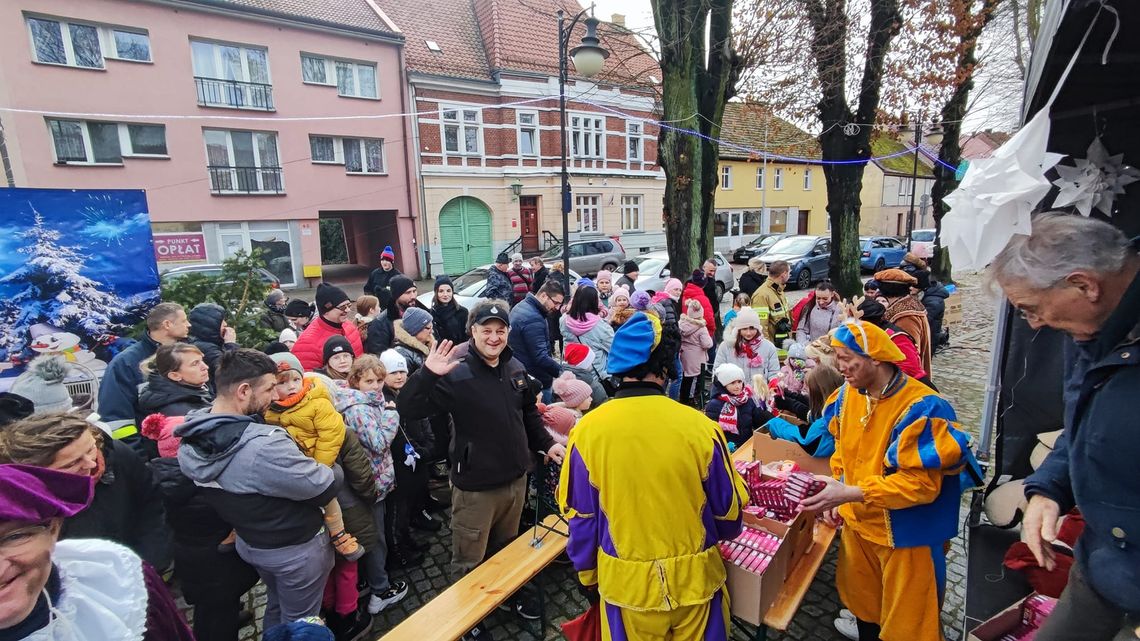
[181,273,998,641]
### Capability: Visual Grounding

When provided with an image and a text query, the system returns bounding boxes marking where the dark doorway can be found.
[797,210,810,235]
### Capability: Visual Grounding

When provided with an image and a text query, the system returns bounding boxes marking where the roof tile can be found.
[187,0,399,37]
[719,103,821,162]
[374,0,492,81]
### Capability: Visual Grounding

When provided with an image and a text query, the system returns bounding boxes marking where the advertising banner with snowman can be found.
[0,188,160,383]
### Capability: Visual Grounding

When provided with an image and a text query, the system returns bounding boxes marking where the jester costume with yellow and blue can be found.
[827,321,982,641]
[558,312,750,641]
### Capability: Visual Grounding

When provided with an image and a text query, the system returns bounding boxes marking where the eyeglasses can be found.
[549,297,565,307]
[0,524,50,554]
[335,302,353,312]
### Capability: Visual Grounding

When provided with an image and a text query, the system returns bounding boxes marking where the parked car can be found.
[731,233,787,264]
[161,264,281,289]
[417,264,582,311]
[539,237,625,276]
[910,228,937,258]
[614,251,735,302]
[860,236,908,272]
[758,235,830,290]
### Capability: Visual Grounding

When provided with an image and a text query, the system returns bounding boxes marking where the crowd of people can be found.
[5,219,1128,641]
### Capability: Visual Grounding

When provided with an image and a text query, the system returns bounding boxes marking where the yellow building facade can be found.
[714,104,827,254]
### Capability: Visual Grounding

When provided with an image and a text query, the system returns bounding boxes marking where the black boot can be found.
[401,531,430,553]
[328,607,373,641]
[411,509,442,532]
[385,543,425,570]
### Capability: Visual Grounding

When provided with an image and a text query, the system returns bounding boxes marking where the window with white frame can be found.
[309,135,385,174]
[203,129,283,194]
[755,167,765,190]
[517,112,538,156]
[803,168,813,190]
[627,121,642,161]
[898,177,913,199]
[570,115,605,158]
[46,119,166,164]
[720,165,732,190]
[774,167,784,190]
[441,108,482,155]
[620,195,643,231]
[26,15,151,68]
[190,40,273,110]
[576,195,602,233]
[300,54,378,99]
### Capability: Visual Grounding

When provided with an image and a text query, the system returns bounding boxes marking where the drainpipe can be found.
[397,46,428,278]
[0,116,15,187]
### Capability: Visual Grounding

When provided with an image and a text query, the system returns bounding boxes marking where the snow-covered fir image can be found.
[0,188,160,376]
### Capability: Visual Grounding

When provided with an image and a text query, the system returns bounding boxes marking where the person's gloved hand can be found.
[578,583,600,604]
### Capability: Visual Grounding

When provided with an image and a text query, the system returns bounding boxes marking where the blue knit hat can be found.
[607,312,663,375]
[380,246,395,261]
[264,619,334,641]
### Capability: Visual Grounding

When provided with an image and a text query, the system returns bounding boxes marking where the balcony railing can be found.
[195,76,275,111]
[207,165,284,195]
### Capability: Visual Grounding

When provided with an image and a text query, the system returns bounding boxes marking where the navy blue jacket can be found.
[97,333,158,427]
[507,294,562,388]
[1024,270,1140,615]
[484,266,514,304]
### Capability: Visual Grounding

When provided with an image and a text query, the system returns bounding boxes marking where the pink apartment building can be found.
[0,0,421,285]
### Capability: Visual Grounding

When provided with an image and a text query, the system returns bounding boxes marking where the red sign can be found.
[154,233,206,262]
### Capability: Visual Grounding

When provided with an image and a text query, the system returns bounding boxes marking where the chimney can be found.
[611,13,625,27]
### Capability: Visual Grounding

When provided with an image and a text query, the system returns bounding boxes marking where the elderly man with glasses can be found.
[989,212,1140,641]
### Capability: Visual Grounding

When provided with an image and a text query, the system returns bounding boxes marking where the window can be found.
[517,112,538,156]
[204,129,283,194]
[620,195,643,231]
[774,168,784,190]
[343,137,385,174]
[191,40,273,110]
[898,178,913,198]
[803,168,812,190]
[27,16,152,68]
[769,208,788,233]
[627,121,642,161]
[570,115,605,158]
[47,119,167,163]
[721,165,732,190]
[755,167,765,190]
[335,61,377,99]
[442,108,481,155]
[743,210,762,234]
[308,135,385,174]
[576,195,601,233]
[425,40,442,53]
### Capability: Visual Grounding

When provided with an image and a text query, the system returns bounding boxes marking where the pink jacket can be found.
[678,315,713,377]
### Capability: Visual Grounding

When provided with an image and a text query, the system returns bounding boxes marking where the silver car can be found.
[417,264,581,310]
[540,238,626,276]
[614,251,735,303]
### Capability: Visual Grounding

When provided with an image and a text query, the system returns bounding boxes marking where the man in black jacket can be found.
[366,275,428,355]
[97,302,190,454]
[364,245,402,310]
[177,349,339,632]
[188,303,240,383]
[398,301,565,587]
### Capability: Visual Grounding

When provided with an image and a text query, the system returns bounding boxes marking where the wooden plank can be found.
[762,522,838,630]
[379,515,569,641]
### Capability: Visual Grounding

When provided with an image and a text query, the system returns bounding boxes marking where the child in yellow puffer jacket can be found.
[266,353,364,561]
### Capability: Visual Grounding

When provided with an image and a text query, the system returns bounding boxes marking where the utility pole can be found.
[905,113,922,250]
[760,119,768,234]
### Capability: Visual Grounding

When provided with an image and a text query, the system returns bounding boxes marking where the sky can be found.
[590,0,656,38]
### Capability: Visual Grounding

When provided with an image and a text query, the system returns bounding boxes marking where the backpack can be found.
[791,291,816,332]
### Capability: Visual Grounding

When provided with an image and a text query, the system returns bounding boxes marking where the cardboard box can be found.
[967,593,1057,641]
[945,291,963,327]
[724,511,793,625]
[734,433,833,477]
[756,508,814,570]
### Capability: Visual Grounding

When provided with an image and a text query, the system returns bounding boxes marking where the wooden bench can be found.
[379,514,569,641]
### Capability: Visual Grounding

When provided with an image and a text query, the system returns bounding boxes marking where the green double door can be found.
[439,196,493,275]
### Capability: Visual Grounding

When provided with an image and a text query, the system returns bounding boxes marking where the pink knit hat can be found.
[553,371,592,408]
[664,278,683,298]
[595,270,613,285]
[538,402,577,435]
[611,286,630,304]
[141,413,186,458]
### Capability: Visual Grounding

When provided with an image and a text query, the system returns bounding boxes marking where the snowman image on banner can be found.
[27,323,107,373]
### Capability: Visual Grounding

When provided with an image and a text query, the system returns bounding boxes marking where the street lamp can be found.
[558,8,609,289]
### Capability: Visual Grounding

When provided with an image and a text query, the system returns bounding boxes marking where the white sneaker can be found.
[839,608,855,621]
[368,579,409,614]
[834,615,859,640]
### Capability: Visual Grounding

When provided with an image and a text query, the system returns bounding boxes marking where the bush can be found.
[160,250,276,349]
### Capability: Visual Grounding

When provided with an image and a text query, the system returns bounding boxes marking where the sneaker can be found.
[330,530,365,561]
[424,494,450,513]
[411,510,442,532]
[513,589,542,621]
[839,608,855,621]
[460,622,494,641]
[834,615,858,641]
[367,580,409,614]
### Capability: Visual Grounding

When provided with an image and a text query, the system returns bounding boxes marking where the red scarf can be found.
[717,385,754,434]
[738,337,766,368]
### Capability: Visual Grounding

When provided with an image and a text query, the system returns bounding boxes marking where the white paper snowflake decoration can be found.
[1051,137,1140,217]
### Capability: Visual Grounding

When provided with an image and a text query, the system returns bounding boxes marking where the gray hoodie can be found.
[176,413,338,548]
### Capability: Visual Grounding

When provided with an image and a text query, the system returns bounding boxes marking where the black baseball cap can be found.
[470,301,510,327]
